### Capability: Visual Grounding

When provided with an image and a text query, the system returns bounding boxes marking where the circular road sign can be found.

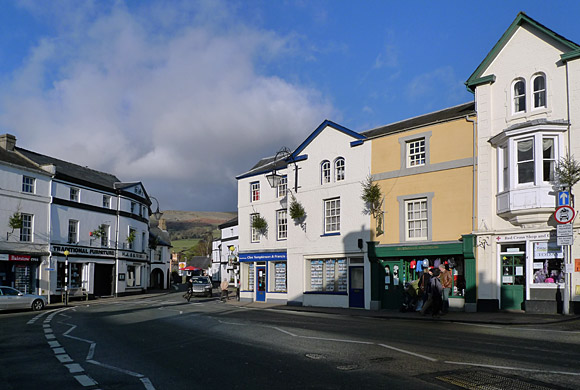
[554,205,575,224]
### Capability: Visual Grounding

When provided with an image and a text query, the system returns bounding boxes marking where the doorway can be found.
[500,245,525,310]
[256,266,266,302]
[349,266,364,308]
[381,260,404,310]
[94,264,113,297]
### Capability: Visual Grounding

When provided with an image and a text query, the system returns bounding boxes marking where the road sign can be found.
[558,191,570,206]
[554,205,575,224]
[557,235,574,246]
[557,223,573,236]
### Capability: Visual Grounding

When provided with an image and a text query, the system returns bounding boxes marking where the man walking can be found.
[220,279,229,302]
[439,264,452,314]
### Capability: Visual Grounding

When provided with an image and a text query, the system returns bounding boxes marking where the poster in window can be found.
[325,259,335,291]
[248,264,255,291]
[310,260,323,291]
[337,259,347,292]
[275,262,287,292]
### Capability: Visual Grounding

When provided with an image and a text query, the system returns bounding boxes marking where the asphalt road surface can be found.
[1,292,580,389]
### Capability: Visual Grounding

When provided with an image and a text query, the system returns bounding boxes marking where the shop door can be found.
[381,260,404,310]
[349,266,364,308]
[501,254,525,310]
[256,266,266,302]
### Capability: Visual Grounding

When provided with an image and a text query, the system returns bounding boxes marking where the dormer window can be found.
[513,79,526,114]
[532,74,546,109]
[321,161,331,184]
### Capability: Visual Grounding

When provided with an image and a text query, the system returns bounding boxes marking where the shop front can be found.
[238,251,287,304]
[368,235,476,311]
[0,253,44,294]
[494,232,566,314]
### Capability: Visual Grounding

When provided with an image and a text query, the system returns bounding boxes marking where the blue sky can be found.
[0,1,579,212]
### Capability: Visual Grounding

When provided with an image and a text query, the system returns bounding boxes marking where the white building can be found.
[210,217,238,284]
[1,133,158,301]
[0,134,52,294]
[236,120,371,308]
[149,222,172,290]
[466,12,580,313]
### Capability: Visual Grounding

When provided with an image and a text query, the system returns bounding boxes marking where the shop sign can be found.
[10,255,31,261]
[239,252,287,262]
[51,245,115,257]
[0,254,8,261]
[534,242,564,259]
[120,251,148,260]
[495,232,550,242]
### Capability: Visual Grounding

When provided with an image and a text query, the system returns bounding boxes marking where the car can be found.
[190,276,213,298]
[0,286,47,311]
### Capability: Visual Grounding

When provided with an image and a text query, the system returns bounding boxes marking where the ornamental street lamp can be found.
[63,250,70,306]
[150,196,163,220]
[265,147,298,193]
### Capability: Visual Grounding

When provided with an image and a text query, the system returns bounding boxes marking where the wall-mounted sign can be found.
[496,232,551,242]
[118,273,126,281]
[10,255,31,261]
[554,205,575,224]
[239,252,287,262]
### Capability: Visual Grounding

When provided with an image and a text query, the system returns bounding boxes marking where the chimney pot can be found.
[0,134,16,151]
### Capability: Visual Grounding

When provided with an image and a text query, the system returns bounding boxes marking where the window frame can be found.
[323,198,341,235]
[277,209,288,240]
[128,227,137,250]
[20,213,33,242]
[250,182,260,202]
[516,137,535,185]
[512,78,526,114]
[406,139,426,168]
[103,195,111,209]
[70,187,79,202]
[277,175,287,198]
[68,220,79,244]
[334,157,345,182]
[397,193,433,242]
[22,176,35,194]
[405,199,428,241]
[100,224,110,247]
[250,213,260,243]
[532,73,546,110]
[321,160,331,184]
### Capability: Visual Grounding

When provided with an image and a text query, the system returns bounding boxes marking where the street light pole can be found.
[64,250,69,306]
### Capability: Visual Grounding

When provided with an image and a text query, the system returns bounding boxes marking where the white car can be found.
[0,286,47,311]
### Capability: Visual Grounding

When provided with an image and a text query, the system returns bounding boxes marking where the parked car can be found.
[190,276,213,297]
[0,286,47,311]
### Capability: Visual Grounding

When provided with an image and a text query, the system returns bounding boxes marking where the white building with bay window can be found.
[466,12,580,313]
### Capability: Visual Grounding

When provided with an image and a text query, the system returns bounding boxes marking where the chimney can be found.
[0,134,16,151]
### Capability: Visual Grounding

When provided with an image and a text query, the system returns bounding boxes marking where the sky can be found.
[1,1,580,212]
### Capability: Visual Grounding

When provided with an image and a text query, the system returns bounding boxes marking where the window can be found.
[277,210,287,240]
[130,202,136,214]
[277,176,287,198]
[57,263,83,289]
[139,204,143,217]
[129,228,136,250]
[269,262,287,292]
[22,176,35,193]
[306,259,347,292]
[513,79,526,113]
[103,195,111,209]
[250,182,260,202]
[335,158,345,181]
[533,242,564,284]
[68,220,79,244]
[100,225,109,247]
[516,138,534,184]
[142,232,146,252]
[500,146,509,192]
[321,161,331,184]
[324,198,340,234]
[407,139,426,167]
[406,199,428,240]
[542,138,555,182]
[70,187,79,202]
[20,214,33,242]
[126,265,142,287]
[533,74,546,109]
[250,214,260,243]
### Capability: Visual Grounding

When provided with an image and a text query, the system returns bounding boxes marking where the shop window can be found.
[334,157,345,181]
[306,259,347,292]
[22,176,35,193]
[324,198,340,234]
[269,262,287,292]
[277,210,287,240]
[20,213,33,242]
[242,262,254,291]
[250,182,260,202]
[533,242,565,284]
[127,265,142,287]
[277,176,287,198]
[57,262,83,289]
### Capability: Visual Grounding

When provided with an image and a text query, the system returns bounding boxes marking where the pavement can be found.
[57,286,580,326]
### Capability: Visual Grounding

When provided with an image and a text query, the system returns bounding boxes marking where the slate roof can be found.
[188,256,212,269]
[236,153,289,180]
[219,216,238,229]
[361,102,475,139]
[149,227,172,247]
[0,147,47,173]
[17,147,121,191]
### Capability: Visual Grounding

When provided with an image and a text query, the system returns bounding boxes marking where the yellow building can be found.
[364,102,478,311]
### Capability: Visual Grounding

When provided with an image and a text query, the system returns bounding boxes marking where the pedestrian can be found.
[220,279,229,302]
[236,279,240,301]
[416,268,430,312]
[439,263,452,314]
[420,268,442,317]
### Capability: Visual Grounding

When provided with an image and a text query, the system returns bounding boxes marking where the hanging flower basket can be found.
[8,212,23,231]
[289,194,306,222]
[251,215,268,234]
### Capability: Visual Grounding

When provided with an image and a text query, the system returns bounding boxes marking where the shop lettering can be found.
[51,245,115,257]
[239,253,287,261]
[495,232,551,242]
[9,255,31,261]
[120,251,147,260]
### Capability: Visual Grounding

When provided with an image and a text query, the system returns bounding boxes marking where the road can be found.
[1,291,579,389]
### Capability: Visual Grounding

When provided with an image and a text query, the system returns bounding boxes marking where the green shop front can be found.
[368,235,476,311]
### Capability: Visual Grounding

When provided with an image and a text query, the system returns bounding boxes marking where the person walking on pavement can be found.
[220,279,229,302]
[439,264,452,314]
[420,268,442,317]
[416,268,430,312]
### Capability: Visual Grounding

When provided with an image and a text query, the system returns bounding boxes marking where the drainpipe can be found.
[465,114,477,232]
[564,62,572,315]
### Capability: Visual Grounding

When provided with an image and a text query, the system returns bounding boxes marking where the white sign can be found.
[554,206,575,224]
[565,263,574,273]
[0,254,8,261]
[557,235,574,246]
[533,262,543,269]
[534,242,564,259]
[557,224,573,236]
[496,232,551,242]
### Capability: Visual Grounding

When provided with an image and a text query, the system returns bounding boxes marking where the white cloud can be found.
[0,1,335,211]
